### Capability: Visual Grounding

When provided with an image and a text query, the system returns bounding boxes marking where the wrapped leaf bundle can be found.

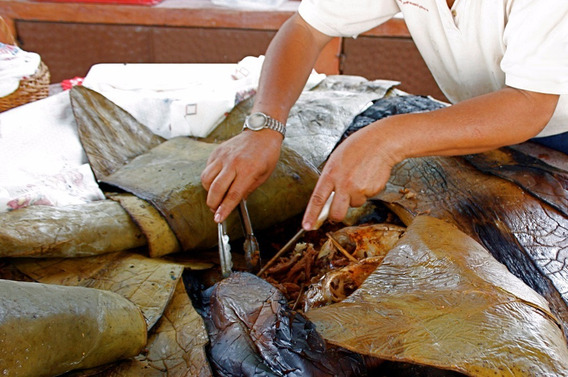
[14,251,185,330]
[71,86,320,252]
[102,137,319,250]
[0,200,145,258]
[0,279,147,377]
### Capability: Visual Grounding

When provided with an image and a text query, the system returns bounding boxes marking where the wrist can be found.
[242,127,285,143]
[365,118,408,166]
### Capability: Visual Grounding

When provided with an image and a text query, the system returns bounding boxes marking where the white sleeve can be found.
[298,0,400,38]
[502,0,568,94]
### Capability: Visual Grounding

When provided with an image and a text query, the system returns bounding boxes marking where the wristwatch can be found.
[243,112,286,138]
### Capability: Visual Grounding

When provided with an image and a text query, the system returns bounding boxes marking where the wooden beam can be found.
[0,0,409,36]
[0,0,409,77]
[0,0,297,30]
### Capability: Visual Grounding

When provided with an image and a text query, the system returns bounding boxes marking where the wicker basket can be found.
[0,17,51,112]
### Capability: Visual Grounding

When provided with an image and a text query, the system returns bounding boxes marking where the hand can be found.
[201,129,283,223]
[302,122,398,230]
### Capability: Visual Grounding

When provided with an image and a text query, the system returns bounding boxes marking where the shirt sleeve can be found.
[502,0,568,94]
[298,0,400,38]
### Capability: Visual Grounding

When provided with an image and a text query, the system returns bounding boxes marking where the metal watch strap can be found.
[264,116,286,138]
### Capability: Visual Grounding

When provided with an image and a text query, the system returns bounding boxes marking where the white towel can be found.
[0,43,41,97]
[0,91,104,213]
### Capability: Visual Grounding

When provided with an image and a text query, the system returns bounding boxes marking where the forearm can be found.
[301,87,559,229]
[252,13,333,123]
[376,87,560,162]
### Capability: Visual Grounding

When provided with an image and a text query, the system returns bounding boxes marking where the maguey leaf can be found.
[306,216,568,376]
[0,279,147,377]
[0,200,145,258]
[14,251,184,329]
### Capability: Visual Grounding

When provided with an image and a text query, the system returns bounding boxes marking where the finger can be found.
[349,191,368,208]
[328,191,350,223]
[302,180,334,231]
[200,159,222,192]
[214,175,258,223]
[206,167,236,213]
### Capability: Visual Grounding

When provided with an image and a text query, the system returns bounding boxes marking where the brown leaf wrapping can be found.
[14,251,185,330]
[0,200,146,258]
[0,279,147,377]
[103,137,319,251]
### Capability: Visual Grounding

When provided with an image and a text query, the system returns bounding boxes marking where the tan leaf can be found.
[0,279,147,377]
[307,216,568,376]
[0,200,145,258]
[108,193,180,258]
[102,280,213,377]
[15,251,184,329]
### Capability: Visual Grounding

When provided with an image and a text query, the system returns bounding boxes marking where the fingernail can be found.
[302,221,312,231]
[214,212,222,223]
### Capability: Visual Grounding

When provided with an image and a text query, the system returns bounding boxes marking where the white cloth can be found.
[0,43,41,97]
[82,57,326,139]
[299,0,568,137]
[0,91,105,213]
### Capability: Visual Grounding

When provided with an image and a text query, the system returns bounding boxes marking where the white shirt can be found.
[299,0,568,137]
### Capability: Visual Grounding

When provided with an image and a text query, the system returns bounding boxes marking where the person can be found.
[201,0,568,232]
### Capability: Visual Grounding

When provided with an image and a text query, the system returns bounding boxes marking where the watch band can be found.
[264,116,286,137]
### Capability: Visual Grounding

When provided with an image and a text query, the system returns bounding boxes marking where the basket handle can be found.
[0,17,17,46]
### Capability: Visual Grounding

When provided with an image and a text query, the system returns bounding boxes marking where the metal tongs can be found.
[217,220,232,278]
[217,199,261,277]
[238,199,261,272]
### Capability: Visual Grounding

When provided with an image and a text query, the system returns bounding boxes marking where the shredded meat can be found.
[264,223,405,312]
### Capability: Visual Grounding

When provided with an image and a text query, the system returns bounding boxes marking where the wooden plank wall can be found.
[1,0,446,101]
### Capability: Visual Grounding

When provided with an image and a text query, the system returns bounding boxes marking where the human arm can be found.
[201,13,333,223]
[301,87,560,230]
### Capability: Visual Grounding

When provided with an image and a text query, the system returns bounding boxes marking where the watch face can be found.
[247,113,267,130]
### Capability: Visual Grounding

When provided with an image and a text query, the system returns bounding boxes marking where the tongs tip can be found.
[238,200,261,273]
[218,221,232,278]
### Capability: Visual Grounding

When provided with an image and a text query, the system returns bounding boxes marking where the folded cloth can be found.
[0,43,41,97]
[0,163,103,211]
[0,91,105,213]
